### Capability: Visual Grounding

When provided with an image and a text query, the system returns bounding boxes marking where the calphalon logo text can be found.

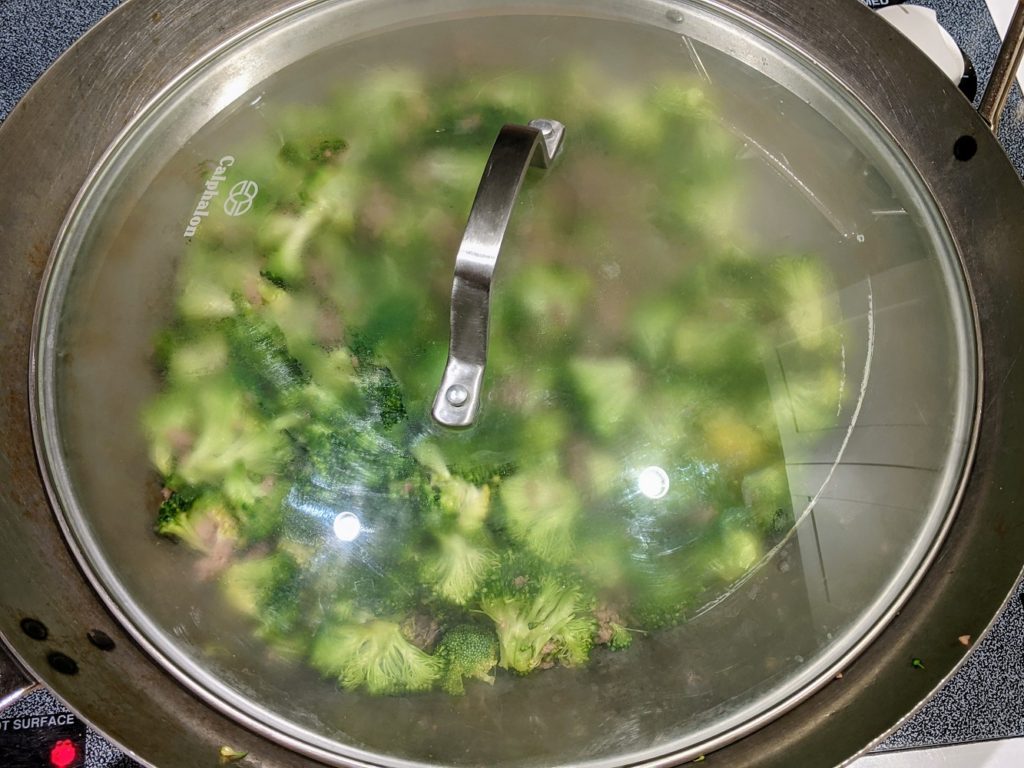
[183,155,235,238]
[224,179,260,217]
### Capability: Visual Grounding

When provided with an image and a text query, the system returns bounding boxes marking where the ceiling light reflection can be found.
[333,511,362,542]
[638,466,670,499]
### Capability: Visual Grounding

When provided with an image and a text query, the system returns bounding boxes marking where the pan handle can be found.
[431,118,566,429]
[979,0,1024,131]
[0,639,37,713]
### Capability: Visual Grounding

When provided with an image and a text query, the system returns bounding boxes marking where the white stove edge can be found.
[855,737,1024,767]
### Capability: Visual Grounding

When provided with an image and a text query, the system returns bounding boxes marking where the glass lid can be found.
[33,1,977,765]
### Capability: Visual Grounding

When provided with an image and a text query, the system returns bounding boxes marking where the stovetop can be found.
[1,0,1022,766]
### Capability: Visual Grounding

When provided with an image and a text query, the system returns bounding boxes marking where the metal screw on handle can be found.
[431,118,566,429]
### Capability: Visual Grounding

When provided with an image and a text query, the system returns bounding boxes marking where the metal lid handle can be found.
[431,119,566,428]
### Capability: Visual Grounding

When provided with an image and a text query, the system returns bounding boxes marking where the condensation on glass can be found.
[33,1,976,766]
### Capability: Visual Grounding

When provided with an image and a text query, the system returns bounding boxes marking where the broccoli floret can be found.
[608,623,633,651]
[297,411,413,493]
[626,547,712,631]
[708,523,763,582]
[357,363,407,428]
[155,494,238,557]
[478,554,596,674]
[310,619,441,694]
[261,208,326,283]
[343,330,408,428]
[423,533,496,605]
[741,465,793,534]
[234,480,288,543]
[436,624,499,695]
[702,408,768,471]
[175,250,256,320]
[227,307,309,400]
[220,463,273,509]
[629,299,681,364]
[165,333,230,383]
[156,488,198,530]
[345,562,422,619]
[142,390,199,477]
[143,376,290,487]
[499,468,579,564]
[629,601,684,632]
[671,319,762,376]
[412,442,492,533]
[259,269,289,289]
[568,356,640,439]
[439,478,490,533]
[770,255,835,348]
[220,552,306,657]
[220,552,300,618]
[448,460,517,486]
[310,137,349,164]
[593,606,634,651]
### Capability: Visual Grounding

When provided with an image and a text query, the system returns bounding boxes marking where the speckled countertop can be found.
[1,0,1022,761]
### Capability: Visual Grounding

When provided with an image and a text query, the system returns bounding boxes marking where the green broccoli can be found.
[499,468,580,564]
[221,552,300,619]
[232,480,288,543]
[310,137,349,164]
[140,60,848,698]
[155,488,198,529]
[479,554,596,674]
[771,255,836,348]
[310,619,441,694]
[741,465,793,534]
[227,306,309,400]
[423,533,496,605]
[297,411,414,493]
[447,460,517,487]
[626,545,715,631]
[708,524,763,583]
[356,363,407,429]
[155,493,238,557]
[412,442,492,533]
[568,356,640,439]
[436,624,499,695]
[593,606,635,651]
[502,262,592,337]
[439,477,491,534]
[175,249,256,320]
[220,552,306,658]
[143,376,290,488]
[608,623,633,651]
[164,333,230,384]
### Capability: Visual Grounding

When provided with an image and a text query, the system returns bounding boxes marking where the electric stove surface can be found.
[1,0,1022,766]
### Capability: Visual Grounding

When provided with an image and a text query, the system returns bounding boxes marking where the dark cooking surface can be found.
[0,0,1022,763]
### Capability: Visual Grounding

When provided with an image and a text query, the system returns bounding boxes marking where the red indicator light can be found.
[49,739,77,768]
